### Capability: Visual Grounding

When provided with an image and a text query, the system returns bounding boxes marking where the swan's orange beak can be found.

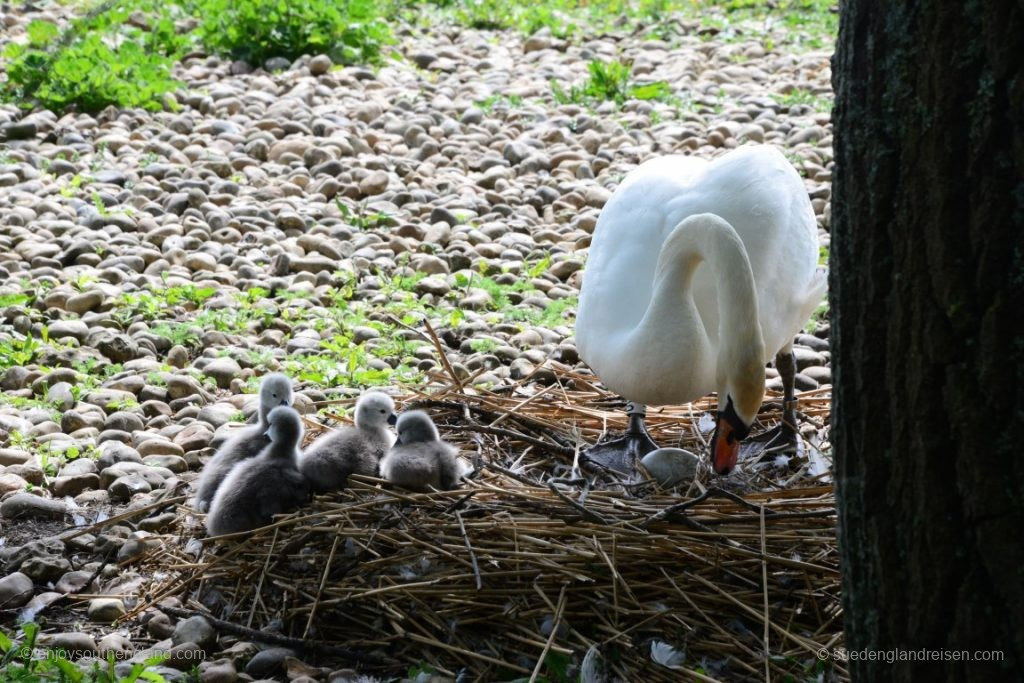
[711,416,740,475]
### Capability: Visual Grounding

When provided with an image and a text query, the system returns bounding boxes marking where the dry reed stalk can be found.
[127,365,839,680]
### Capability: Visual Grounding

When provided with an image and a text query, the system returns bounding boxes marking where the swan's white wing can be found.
[577,154,708,358]
[578,145,821,375]
[668,145,821,357]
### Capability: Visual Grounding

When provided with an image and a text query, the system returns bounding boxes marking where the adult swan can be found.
[575,145,826,476]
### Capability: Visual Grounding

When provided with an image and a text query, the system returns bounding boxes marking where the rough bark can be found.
[832,1,1024,680]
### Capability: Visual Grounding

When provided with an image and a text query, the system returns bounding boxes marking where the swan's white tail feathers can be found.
[811,267,828,299]
[799,267,829,324]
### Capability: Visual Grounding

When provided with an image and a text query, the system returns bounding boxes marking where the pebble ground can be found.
[0,4,835,679]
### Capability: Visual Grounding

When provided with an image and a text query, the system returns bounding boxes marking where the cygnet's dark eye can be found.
[380,409,385,414]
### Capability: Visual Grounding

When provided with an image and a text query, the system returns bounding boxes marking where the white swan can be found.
[575,145,826,475]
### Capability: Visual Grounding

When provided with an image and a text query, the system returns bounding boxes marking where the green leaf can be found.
[48,653,85,682]
[2,42,26,59]
[142,653,170,668]
[631,81,672,100]
[26,20,59,46]
[20,622,38,650]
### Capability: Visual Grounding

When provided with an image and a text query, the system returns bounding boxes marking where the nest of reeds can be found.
[136,365,842,681]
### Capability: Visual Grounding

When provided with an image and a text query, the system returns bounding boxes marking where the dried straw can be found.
[131,363,842,681]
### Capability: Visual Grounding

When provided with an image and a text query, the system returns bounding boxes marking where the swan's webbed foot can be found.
[745,398,799,460]
[745,348,801,459]
[581,403,658,476]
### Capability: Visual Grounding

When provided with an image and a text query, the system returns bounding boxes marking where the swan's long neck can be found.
[637,214,766,417]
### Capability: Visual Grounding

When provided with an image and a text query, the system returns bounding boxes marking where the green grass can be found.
[0,292,32,307]
[403,0,836,52]
[116,284,217,322]
[468,338,499,353]
[336,200,397,231]
[380,272,429,295]
[510,296,578,329]
[772,88,832,112]
[1,10,182,114]
[5,430,100,477]
[409,0,686,39]
[283,347,420,389]
[805,301,829,333]
[703,0,837,50]
[191,265,581,390]
[196,0,393,65]
[1,0,395,114]
[476,93,524,112]
[552,59,674,107]
[59,174,86,198]
[148,322,201,348]
[1,0,835,115]
[0,0,835,404]
[0,395,61,423]
[0,334,43,370]
[1,622,172,682]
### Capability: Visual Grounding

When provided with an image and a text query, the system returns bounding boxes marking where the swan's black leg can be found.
[749,348,799,452]
[776,348,799,446]
[581,402,659,475]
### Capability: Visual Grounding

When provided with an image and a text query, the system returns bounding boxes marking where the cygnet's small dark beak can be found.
[280,399,288,405]
[393,436,403,446]
[387,413,398,426]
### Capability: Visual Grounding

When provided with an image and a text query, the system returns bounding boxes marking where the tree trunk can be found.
[831,1,1024,680]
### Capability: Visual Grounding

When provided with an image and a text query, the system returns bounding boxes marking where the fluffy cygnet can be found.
[194,373,294,512]
[206,406,310,536]
[300,391,397,493]
[379,411,460,491]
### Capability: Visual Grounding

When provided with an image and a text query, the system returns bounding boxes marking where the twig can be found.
[248,527,278,628]
[482,460,540,487]
[547,482,609,525]
[72,548,113,596]
[445,423,575,455]
[442,490,478,513]
[411,399,577,448]
[128,363,840,681]
[548,477,588,488]
[422,318,463,392]
[488,384,557,428]
[760,504,770,682]
[158,605,396,666]
[304,531,341,638]
[641,489,715,528]
[58,493,188,540]
[529,584,567,683]
[455,510,482,591]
